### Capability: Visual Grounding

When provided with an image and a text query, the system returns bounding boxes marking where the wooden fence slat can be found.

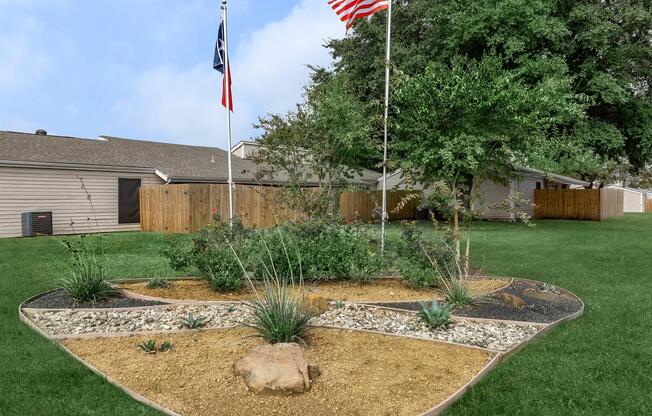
[139,184,420,233]
[534,189,623,221]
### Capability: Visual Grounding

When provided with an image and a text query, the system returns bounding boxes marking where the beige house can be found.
[606,185,651,213]
[0,132,380,238]
[378,167,589,220]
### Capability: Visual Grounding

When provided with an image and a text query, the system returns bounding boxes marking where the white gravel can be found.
[313,303,541,352]
[25,302,541,352]
[26,304,251,336]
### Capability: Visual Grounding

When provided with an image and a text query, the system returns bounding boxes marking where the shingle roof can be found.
[0,131,381,186]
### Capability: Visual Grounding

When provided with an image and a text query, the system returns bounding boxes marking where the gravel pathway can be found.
[313,304,541,352]
[25,302,542,352]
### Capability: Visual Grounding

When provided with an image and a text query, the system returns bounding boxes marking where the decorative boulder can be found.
[303,293,330,315]
[233,343,320,395]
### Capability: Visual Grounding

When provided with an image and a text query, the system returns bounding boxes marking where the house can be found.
[377,167,590,220]
[0,131,380,238]
[606,185,652,213]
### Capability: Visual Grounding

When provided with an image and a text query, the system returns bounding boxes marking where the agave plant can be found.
[418,301,453,329]
[137,339,157,354]
[147,275,170,289]
[179,312,205,329]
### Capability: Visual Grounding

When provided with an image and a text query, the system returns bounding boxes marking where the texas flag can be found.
[213,15,233,111]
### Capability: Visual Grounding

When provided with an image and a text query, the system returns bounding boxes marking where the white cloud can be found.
[0,17,49,91]
[112,0,343,149]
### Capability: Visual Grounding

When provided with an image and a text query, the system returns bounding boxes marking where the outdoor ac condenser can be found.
[21,212,53,237]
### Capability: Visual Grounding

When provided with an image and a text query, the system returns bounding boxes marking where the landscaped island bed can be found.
[62,327,493,416]
[117,277,510,302]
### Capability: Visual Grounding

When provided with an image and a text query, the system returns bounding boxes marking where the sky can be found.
[0,0,345,149]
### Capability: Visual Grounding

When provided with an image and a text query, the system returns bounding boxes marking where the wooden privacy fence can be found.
[140,184,420,233]
[647,198,652,213]
[534,188,624,221]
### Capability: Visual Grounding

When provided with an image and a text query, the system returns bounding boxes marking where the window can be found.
[536,182,542,190]
[118,178,141,224]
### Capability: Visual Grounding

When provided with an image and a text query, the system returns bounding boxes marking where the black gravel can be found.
[23,289,168,309]
[369,280,582,324]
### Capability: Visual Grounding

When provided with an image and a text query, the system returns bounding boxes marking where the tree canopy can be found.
[327,0,652,182]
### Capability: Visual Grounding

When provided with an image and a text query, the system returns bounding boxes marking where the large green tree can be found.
[327,0,652,181]
[252,72,375,216]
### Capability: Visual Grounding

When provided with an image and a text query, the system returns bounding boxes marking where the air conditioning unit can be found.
[21,212,53,237]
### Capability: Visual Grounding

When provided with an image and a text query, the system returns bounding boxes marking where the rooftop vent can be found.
[35,129,47,135]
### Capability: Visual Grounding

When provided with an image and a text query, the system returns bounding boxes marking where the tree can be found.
[326,0,652,180]
[252,73,376,216]
[392,54,582,265]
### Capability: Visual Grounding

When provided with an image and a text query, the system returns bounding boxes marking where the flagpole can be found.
[381,0,392,253]
[222,0,234,227]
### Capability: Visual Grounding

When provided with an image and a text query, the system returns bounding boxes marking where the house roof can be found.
[379,167,590,187]
[607,185,652,195]
[0,131,381,186]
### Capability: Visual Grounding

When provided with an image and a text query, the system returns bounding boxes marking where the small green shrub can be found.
[418,301,453,329]
[59,237,114,303]
[444,279,473,308]
[397,222,458,288]
[246,280,313,344]
[159,341,173,352]
[247,218,382,282]
[161,237,194,271]
[147,275,170,289]
[179,312,205,329]
[137,339,157,353]
[196,246,243,292]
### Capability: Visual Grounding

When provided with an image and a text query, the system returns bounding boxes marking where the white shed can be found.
[606,185,651,213]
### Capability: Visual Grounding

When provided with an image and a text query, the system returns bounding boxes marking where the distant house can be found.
[606,185,652,213]
[0,131,380,238]
[377,167,590,220]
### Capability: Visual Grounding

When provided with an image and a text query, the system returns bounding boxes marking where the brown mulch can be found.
[62,327,493,416]
[119,278,509,303]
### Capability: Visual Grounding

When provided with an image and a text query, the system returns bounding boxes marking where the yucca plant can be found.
[445,278,474,308]
[418,301,453,329]
[233,226,314,345]
[59,237,114,303]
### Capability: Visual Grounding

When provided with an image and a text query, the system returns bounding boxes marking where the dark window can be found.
[562,184,569,189]
[536,182,542,190]
[118,178,141,224]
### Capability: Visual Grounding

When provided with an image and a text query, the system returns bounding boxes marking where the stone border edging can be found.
[18,276,584,416]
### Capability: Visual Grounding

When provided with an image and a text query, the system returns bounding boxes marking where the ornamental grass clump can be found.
[59,237,114,303]
[237,230,314,345]
[443,278,474,308]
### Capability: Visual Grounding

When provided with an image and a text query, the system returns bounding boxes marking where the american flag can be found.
[213,14,233,111]
[328,0,389,29]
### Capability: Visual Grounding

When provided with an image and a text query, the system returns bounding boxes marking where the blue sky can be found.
[0,0,345,149]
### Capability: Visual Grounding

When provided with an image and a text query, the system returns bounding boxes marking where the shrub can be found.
[247,218,382,282]
[161,237,194,271]
[418,301,453,329]
[397,222,458,288]
[59,237,114,303]
[163,216,248,292]
[147,275,170,289]
[137,339,157,353]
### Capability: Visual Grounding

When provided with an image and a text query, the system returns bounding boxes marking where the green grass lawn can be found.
[1,216,651,415]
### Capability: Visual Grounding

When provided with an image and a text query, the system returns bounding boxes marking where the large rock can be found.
[233,343,320,395]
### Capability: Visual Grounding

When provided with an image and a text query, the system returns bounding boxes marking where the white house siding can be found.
[476,179,514,220]
[0,166,162,238]
[622,189,645,213]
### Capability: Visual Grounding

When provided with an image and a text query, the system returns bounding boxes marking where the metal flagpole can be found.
[381,0,392,253]
[222,0,234,227]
